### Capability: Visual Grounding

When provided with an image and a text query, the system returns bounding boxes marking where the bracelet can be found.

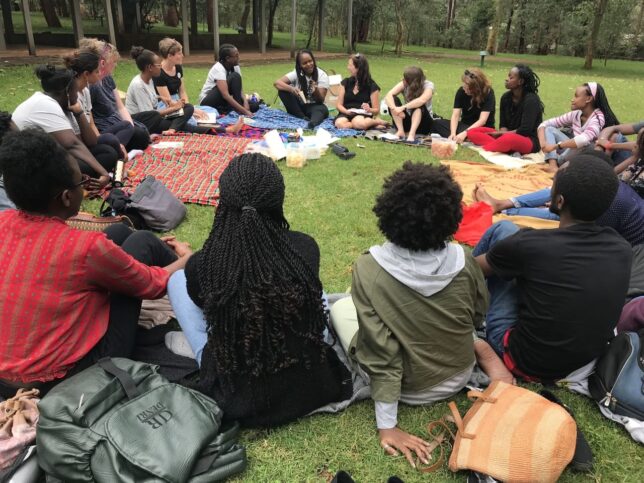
[605,141,613,150]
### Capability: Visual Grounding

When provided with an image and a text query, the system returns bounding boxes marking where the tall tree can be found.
[267,0,279,46]
[393,0,405,55]
[40,0,62,28]
[239,0,251,32]
[584,0,609,68]
[485,0,506,54]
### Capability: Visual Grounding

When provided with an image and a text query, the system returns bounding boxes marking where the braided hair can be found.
[196,153,329,394]
[514,64,544,113]
[295,49,319,96]
[584,83,619,128]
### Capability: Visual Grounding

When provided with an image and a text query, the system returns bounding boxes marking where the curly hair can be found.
[462,68,491,109]
[551,154,618,221]
[130,46,157,71]
[218,43,237,64]
[514,64,544,113]
[0,129,74,212]
[0,111,12,145]
[196,153,330,396]
[34,64,74,95]
[79,37,120,62]
[374,162,463,251]
[403,66,426,101]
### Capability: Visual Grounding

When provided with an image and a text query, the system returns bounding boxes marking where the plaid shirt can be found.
[0,210,169,383]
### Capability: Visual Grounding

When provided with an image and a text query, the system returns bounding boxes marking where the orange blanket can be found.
[443,161,559,230]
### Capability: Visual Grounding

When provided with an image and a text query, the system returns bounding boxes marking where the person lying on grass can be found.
[167,153,352,428]
[274,49,330,129]
[474,155,632,383]
[384,66,435,143]
[126,46,244,136]
[537,82,619,173]
[431,67,496,143]
[334,53,388,131]
[473,150,644,247]
[0,129,191,399]
[331,162,512,467]
[468,64,543,155]
[596,119,644,172]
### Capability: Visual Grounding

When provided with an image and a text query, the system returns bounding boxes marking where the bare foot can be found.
[225,116,244,134]
[540,164,558,174]
[395,130,405,139]
[161,129,176,136]
[474,339,516,385]
[472,183,507,214]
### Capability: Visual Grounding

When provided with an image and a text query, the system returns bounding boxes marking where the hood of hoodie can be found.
[369,242,465,297]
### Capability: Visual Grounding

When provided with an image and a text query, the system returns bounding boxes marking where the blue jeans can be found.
[611,133,632,165]
[167,270,331,367]
[473,221,520,355]
[505,188,560,221]
[544,126,575,163]
[167,270,207,366]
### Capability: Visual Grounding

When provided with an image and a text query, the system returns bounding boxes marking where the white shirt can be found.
[285,68,330,103]
[403,80,435,114]
[12,91,77,134]
[199,62,242,103]
[78,87,93,123]
[126,75,159,115]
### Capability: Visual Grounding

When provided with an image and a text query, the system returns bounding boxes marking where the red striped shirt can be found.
[0,210,169,383]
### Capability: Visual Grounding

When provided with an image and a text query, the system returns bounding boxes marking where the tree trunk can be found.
[190,0,198,34]
[517,0,527,54]
[485,0,505,55]
[393,0,405,56]
[252,0,259,34]
[446,0,456,29]
[57,0,68,17]
[239,0,251,32]
[502,3,514,52]
[584,0,609,69]
[207,0,213,31]
[165,2,180,28]
[305,1,318,49]
[1,0,14,35]
[267,0,279,47]
[40,0,62,28]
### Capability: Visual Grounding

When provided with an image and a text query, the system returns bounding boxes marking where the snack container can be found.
[286,142,307,168]
[431,138,458,159]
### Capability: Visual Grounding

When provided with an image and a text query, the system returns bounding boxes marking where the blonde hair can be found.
[461,68,491,108]
[78,37,120,62]
[158,37,182,58]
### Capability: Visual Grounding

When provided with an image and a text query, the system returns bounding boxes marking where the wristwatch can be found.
[557,142,562,150]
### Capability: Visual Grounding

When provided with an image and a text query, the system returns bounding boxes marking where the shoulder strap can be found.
[97,358,142,400]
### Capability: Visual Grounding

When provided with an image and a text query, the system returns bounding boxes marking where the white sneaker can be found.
[164,331,196,359]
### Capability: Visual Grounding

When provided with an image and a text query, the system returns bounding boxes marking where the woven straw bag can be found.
[424,381,576,482]
[66,212,134,232]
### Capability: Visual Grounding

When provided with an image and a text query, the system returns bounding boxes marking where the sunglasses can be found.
[464,70,477,79]
[53,174,91,199]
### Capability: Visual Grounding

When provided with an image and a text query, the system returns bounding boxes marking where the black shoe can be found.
[331,471,355,483]
[331,143,356,160]
[539,389,594,472]
[387,477,405,483]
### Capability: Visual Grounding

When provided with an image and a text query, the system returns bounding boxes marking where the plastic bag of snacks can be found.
[431,138,458,159]
[286,143,307,168]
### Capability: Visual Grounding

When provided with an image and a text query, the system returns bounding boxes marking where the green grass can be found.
[1,52,643,481]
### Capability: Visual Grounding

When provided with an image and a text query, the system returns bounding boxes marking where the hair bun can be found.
[130,46,145,60]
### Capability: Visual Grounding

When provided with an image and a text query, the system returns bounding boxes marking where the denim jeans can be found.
[505,187,560,221]
[0,177,15,212]
[544,126,574,162]
[611,133,632,165]
[472,221,520,355]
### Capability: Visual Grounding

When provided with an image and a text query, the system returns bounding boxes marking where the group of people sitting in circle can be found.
[0,37,643,469]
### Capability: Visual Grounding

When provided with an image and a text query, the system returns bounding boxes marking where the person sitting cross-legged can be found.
[0,129,192,398]
[330,162,510,467]
[473,155,632,382]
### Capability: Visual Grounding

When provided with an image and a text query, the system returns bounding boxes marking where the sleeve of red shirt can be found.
[85,235,169,299]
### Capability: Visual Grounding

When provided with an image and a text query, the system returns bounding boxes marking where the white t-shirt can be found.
[199,62,242,102]
[78,87,93,123]
[12,91,77,134]
[125,75,159,115]
[285,68,330,103]
[403,80,435,114]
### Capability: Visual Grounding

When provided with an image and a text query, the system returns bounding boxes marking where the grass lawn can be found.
[0,50,643,481]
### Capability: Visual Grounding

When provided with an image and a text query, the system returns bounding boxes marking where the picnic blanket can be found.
[443,160,559,230]
[126,133,251,206]
[217,105,362,138]
[468,144,546,169]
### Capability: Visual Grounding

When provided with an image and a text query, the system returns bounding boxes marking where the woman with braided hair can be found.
[468,64,544,154]
[167,153,352,427]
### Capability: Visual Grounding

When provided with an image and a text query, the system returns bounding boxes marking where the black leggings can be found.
[77,143,119,177]
[431,118,470,138]
[133,104,224,135]
[200,71,244,114]
[0,225,177,398]
[101,119,150,151]
[278,90,329,128]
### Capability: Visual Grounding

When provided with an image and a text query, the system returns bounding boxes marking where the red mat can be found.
[125,133,252,206]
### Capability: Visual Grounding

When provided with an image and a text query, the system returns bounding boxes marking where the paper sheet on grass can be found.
[442,160,559,230]
[468,145,545,170]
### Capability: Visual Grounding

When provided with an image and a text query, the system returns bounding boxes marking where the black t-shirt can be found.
[453,86,495,128]
[340,77,380,109]
[487,223,632,379]
[499,91,543,153]
[154,64,184,96]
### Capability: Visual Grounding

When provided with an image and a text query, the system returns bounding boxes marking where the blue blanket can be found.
[216,106,362,138]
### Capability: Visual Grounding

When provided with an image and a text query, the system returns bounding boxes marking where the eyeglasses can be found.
[53,174,91,199]
[464,70,476,79]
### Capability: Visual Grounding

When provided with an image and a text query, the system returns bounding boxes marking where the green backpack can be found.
[37,358,247,482]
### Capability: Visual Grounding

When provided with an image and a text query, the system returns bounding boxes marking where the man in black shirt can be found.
[473,155,632,380]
